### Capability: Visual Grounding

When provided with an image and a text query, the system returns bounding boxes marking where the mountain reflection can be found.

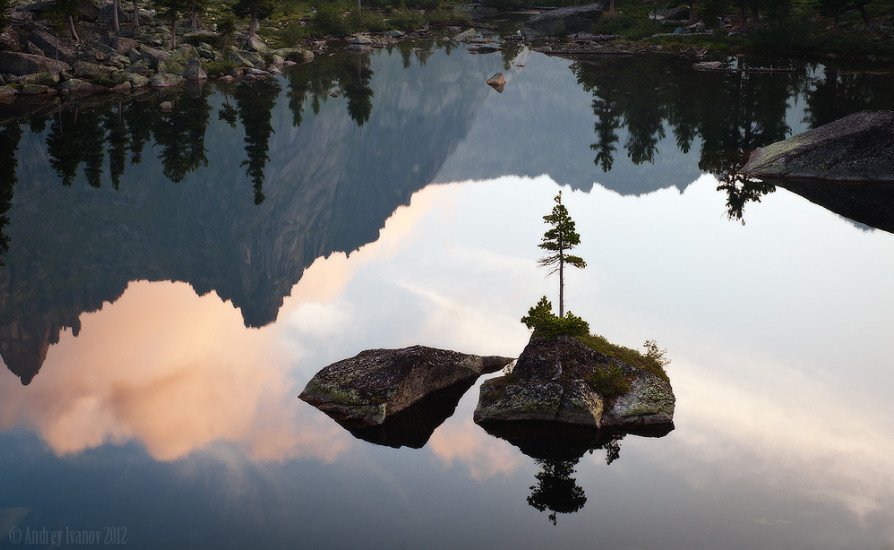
[0,45,487,384]
[2,46,894,385]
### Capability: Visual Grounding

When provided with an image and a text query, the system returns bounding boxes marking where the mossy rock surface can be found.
[474,335,674,429]
[300,345,513,426]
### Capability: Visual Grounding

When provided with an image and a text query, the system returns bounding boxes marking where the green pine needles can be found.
[538,191,586,318]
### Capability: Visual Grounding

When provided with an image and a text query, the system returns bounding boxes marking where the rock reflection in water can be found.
[481,421,673,524]
[318,379,477,449]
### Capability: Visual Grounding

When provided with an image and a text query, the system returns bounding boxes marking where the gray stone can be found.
[58,78,105,93]
[0,28,21,51]
[126,73,149,88]
[183,57,206,80]
[692,60,724,71]
[110,36,138,54]
[525,3,603,35]
[474,335,675,430]
[740,110,894,183]
[149,73,185,87]
[300,346,513,426]
[243,35,268,53]
[73,60,111,79]
[274,47,313,63]
[455,28,477,42]
[139,45,171,70]
[0,85,16,97]
[160,100,172,111]
[0,51,70,76]
[226,50,254,68]
[25,41,45,56]
[27,29,77,63]
[127,59,150,76]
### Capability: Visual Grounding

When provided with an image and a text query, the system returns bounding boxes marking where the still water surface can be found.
[1,42,893,549]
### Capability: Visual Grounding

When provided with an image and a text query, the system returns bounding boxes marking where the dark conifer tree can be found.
[232,0,275,40]
[538,191,586,319]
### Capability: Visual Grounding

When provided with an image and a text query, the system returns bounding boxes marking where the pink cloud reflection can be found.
[0,280,352,463]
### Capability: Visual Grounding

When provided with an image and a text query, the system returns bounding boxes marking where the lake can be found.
[1,40,894,549]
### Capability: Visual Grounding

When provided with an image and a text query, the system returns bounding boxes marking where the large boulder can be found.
[0,51,70,76]
[474,335,675,430]
[27,28,77,63]
[525,3,604,35]
[138,45,171,70]
[299,345,514,426]
[740,110,894,183]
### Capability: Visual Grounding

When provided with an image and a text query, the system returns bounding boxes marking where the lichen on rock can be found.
[299,345,514,426]
[474,335,675,430]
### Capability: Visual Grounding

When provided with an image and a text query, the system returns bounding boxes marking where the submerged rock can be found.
[740,110,894,183]
[299,345,514,426]
[474,335,675,430]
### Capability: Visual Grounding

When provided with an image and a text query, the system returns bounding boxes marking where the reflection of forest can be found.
[1,51,892,385]
[572,57,894,220]
[0,41,489,385]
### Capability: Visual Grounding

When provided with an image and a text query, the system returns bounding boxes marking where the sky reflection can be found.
[2,173,893,544]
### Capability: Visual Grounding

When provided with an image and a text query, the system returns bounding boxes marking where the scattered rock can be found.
[160,100,173,112]
[149,73,184,88]
[126,73,149,88]
[299,345,514,426]
[73,60,111,79]
[486,72,506,92]
[0,85,16,97]
[138,45,171,70]
[692,60,724,71]
[274,47,314,64]
[467,43,501,54]
[58,78,105,93]
[739,110,894,183]
[0,51,70,76]
[455,28,478,42]
[183,57,206,80]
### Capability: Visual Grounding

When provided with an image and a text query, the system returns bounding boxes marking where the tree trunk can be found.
[858,6,872,28]
[67,14,80,43]
[133,0,140,28]
[113,0,120,32]
[750,0,760,28]
[190,0,198,28]
[249,11,258,39]
[609,0,615,20]
[558,244,565,318]
[171,16,177,48]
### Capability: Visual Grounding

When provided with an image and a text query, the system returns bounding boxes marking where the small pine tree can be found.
[538,191,586,318]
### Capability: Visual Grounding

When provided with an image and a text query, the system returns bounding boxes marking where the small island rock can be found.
[474,335,675,430]
[300,345,514,426]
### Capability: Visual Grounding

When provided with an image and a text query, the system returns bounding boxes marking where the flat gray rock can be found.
[474,335,675,430]
[740,110,894,183]
[300,345,513,426]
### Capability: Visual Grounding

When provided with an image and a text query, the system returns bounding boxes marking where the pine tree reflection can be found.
[527,457,588,526]
[0,122,21,265]
[235,78,281,204]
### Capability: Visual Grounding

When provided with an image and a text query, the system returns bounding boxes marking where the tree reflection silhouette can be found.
[527,458,587,526]
[0,122,20,264]
[235,78,281,204]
